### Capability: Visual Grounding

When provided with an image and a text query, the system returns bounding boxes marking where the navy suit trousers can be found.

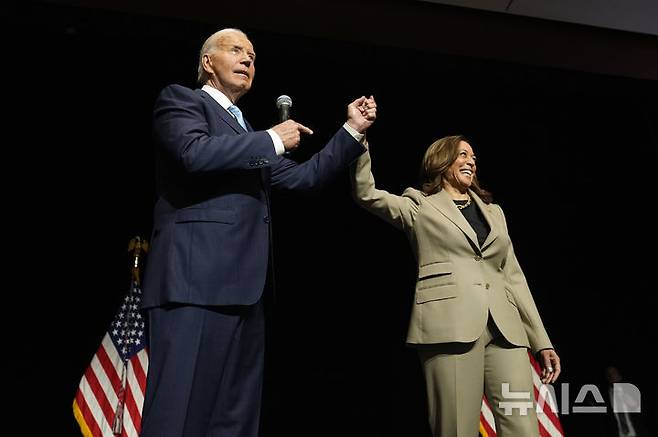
[141,301,265,437]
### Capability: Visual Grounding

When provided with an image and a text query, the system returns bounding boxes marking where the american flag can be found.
[73,279,149,437]
[480,351,564,436]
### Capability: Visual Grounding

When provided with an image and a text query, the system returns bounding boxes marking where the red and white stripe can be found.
[73,334,149,437]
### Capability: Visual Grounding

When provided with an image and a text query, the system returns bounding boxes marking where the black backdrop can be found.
[9,2,658,436]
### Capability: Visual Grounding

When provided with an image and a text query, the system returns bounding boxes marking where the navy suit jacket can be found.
[142,84,365,308]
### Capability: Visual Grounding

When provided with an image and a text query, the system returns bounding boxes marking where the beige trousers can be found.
[417,317,539,437]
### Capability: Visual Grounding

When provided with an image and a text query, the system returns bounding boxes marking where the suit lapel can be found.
[472,193,499,250]
[426,190,480,249]
[426,190,501,252]
[219,105,247,133]
[200,90,246,134]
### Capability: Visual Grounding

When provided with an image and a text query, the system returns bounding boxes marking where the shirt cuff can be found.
[342,122,366,144]
[267,129,286,155]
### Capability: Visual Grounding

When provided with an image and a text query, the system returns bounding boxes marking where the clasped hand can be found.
[347,95,377,133]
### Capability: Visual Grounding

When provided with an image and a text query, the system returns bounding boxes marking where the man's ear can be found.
[202,54,213,74]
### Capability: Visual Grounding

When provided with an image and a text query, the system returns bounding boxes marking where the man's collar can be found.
[201,85,233,110]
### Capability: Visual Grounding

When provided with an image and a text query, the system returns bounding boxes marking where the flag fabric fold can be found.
[73,279,149,437]
[480,351,564,436]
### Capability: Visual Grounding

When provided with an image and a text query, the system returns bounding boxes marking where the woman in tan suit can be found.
[351,128,561,437]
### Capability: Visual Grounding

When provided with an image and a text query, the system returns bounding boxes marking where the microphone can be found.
[276,95,292,123]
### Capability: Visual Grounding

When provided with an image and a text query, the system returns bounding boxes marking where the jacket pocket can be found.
[175,207,237,224]
[418,261,453,279]
[416,284,458,303]
[417,261,454,288]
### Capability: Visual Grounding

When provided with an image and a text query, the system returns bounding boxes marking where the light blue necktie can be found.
[227,105,247,131]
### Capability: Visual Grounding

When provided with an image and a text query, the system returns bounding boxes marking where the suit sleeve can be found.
[153,84,275,174]
[497,204,553,353]
[350,148,421,232]
[269,126,366,192]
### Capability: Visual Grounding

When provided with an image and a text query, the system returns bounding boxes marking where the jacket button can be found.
[263,216,270,223]
[474,255,482,261]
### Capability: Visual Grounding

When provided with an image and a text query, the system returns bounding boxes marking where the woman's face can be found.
[444,141,477,191]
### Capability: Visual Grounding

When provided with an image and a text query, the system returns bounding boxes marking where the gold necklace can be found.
[455,194,472,210]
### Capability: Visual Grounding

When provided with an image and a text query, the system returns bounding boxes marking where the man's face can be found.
[205,31,256,101]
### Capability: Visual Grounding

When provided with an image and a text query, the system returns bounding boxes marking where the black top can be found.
[454,199,490,247]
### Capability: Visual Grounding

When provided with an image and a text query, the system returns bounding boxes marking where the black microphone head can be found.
[276,95,292,109]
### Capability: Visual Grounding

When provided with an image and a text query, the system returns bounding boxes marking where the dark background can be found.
[7,1,657,436]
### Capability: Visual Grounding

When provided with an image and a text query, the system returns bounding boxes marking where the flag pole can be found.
[128,236,149,286]
[112,236,149,434]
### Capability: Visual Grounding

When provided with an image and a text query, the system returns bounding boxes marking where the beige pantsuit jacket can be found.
[352,150,552,353]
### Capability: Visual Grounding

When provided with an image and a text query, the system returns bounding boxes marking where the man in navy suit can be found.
[140,28,377,437]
